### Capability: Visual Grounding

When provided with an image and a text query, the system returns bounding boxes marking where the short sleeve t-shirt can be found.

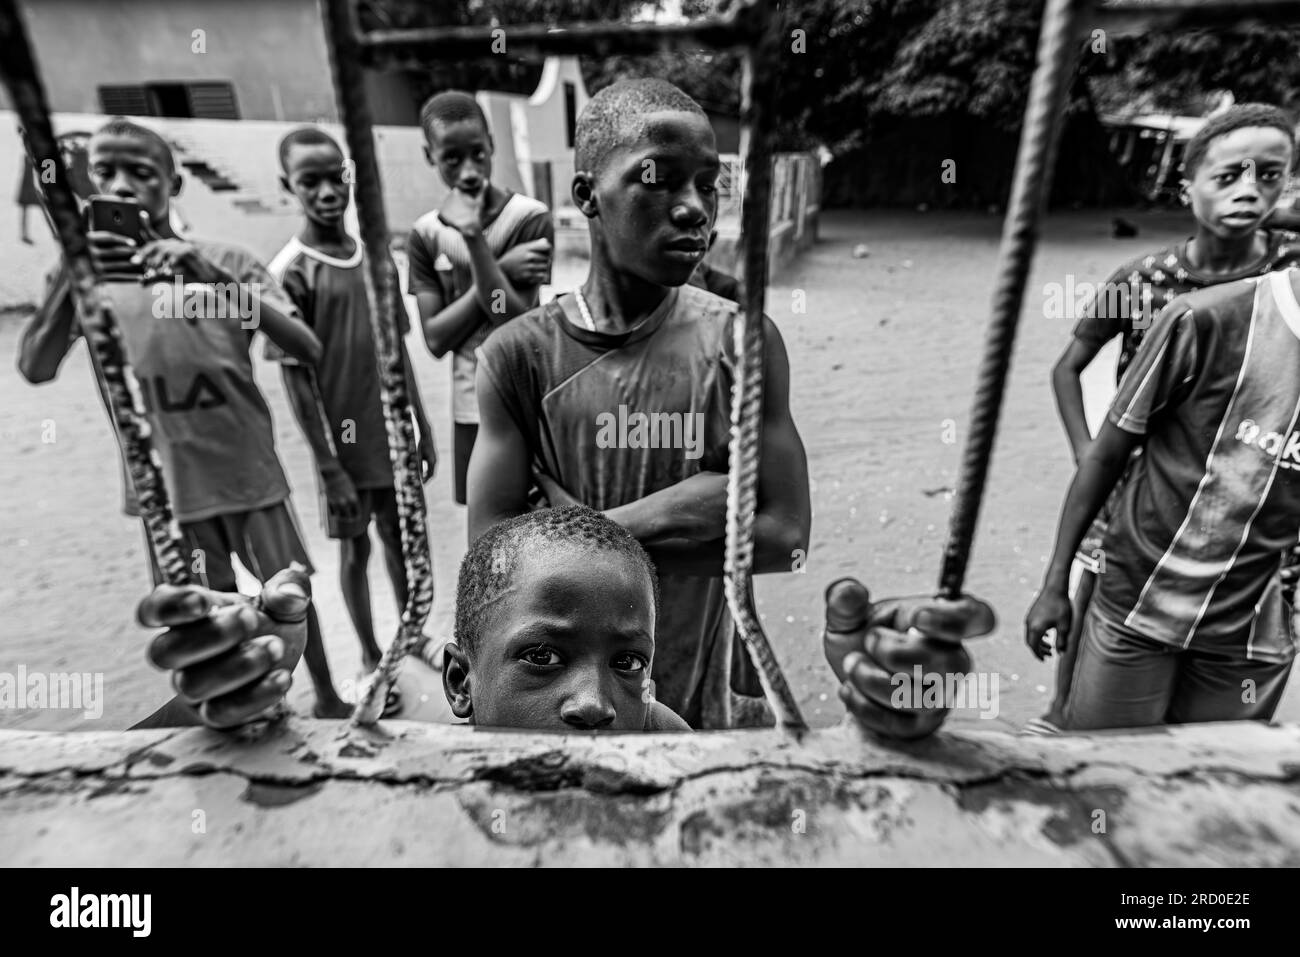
[407,192,552,425]
[267,237,406,491]
[84,239,297,523]
[1072,229,1300,382]
[477,285,744,728]
[1096,269,1300,661]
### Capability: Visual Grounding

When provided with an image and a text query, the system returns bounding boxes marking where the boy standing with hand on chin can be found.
[407,91,553,509]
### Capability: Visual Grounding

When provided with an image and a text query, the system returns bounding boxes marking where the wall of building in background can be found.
[0,0,417,125]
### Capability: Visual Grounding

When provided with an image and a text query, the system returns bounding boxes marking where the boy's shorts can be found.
[453,422,478,506]
[1062,605,1293,731]
[322,485,400,541]
[145,501,315,592]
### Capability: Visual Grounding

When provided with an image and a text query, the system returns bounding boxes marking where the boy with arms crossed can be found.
[469,79,810,729]
[408,91,554,508]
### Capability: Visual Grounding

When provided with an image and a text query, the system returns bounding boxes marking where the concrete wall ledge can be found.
[2,720,1298,866]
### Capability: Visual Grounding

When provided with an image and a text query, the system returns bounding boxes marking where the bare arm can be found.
[281,365,344,476]
[608,316,812,576]
[1050,337,1105,463]
[402,339,433,440]
[466,364,533,542]
[1041,420,1141,593]
[16,265,77,384]
[415,285,486,359]
[248,285,321,365]
[463,231,538,323]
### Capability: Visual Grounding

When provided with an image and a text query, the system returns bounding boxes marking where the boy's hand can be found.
[139,567,311,729]
[418,438,438,483]
[822,579,995,740]
[438,186,486,238]
[133,218,223,284]
[1025,585,1073,660]
[498,237,552,286]
[87,229,144,281]
[322,467,360,523]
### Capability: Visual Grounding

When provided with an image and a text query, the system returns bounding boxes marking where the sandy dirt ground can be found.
[2,208,1297,733]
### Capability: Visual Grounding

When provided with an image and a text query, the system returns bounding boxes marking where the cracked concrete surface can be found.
[1,720,1298,865]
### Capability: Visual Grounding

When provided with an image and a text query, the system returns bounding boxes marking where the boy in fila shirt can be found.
[408,90,554,508]
[269,128,436,710]
[1027,268,1300,729]
[15,117,350,719]
[469,79,813,729]
[1038,103,1300,730]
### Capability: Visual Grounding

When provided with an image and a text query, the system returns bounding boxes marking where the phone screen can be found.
[89,196,144,243]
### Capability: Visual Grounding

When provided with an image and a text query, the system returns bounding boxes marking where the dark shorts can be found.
[145,502,315,592]
[324,484,399,541]
[453,422,478,506]
[1063,605,1294,730]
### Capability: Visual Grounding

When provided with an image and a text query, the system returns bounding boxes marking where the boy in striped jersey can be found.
[1028,268,1300,729]
[270,128,436,712]
[408,91,554,508]
[1039,104,1300,730]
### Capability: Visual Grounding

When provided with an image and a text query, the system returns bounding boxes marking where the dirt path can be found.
[3,208,1295,732]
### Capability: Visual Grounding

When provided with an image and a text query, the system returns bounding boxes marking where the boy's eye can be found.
[519,645,562,667]
[611,652,647,674]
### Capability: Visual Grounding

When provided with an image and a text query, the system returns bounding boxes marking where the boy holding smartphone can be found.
[16,116,351,721]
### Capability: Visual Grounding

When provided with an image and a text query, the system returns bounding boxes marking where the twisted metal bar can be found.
[319,0,435,726]
[937,0,1085,599]
[0,0,189,586]
[726,10,807,733]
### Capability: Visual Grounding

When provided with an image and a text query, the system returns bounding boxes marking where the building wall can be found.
[3,0,413,125]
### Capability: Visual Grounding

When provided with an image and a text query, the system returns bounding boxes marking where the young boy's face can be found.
[88,132,179,227]
[281,141,350,230]
[588,109,720,287]
[443,546,656,732]
[424,118,493,195]
[1186,126,1294,239]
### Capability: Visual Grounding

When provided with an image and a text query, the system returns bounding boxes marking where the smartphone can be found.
[88,195,145,243]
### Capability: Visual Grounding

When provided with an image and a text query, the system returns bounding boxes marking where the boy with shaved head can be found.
[470,79,989,729]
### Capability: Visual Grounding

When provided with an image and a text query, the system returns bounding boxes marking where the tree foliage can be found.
[363,0,1300,205]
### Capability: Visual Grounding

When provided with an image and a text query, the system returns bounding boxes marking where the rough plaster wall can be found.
[2,721,1297,866]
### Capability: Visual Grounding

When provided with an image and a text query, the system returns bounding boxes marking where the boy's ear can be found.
[279,172,292,195]
[1178,179,1191,206]
[442,642,474,721]
[572,171,597,219]
[423,143,435,168]
[170,170,184,199]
